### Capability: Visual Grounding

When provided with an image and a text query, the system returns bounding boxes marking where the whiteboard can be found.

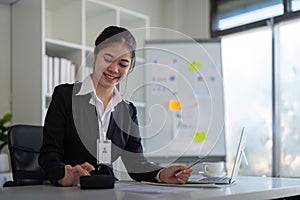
[142,39,225,160]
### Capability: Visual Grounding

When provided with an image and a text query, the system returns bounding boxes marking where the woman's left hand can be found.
[158,165,192,184]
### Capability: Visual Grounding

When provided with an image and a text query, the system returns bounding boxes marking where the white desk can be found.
[1,176,300,200]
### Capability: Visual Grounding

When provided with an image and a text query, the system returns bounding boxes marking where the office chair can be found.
[3,124,49,187]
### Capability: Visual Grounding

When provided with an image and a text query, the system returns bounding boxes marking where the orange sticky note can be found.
[169,100,182,111]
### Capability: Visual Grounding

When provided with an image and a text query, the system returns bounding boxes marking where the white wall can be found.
[0,4,11,117]
[162,0,210,39]
[106,0,164,27]
[101,0,210,39]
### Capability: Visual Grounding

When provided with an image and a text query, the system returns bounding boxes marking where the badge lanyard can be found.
[94,95,111,165]
[96,112,107,142]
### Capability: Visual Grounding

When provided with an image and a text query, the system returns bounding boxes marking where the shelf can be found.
[85,0,117,47]
[120,11,147,28]
[46,38,82,69]
[46,38,82,52]
[12,0,149,125]
[45,0,82,44]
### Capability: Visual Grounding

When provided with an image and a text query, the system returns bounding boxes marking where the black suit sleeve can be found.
[120,103,163,182]
[38,86,69,184]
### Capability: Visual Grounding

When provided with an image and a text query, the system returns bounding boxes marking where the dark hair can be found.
[94,26,136,72]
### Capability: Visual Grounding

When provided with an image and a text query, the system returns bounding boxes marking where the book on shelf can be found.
[59,58,68,84]
[47,56,53,94]
[70,63,76,83]
[53,56,60,90]
[45,56,77,95]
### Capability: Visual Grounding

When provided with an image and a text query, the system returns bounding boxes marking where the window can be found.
[211,0,300,37]
[214,0,300,177]
[292,0,300,11]
[276,18,300,177]
[214,0,283,31]
[222,28,272,176]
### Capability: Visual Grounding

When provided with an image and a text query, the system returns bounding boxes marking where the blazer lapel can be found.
[72,85,99,160]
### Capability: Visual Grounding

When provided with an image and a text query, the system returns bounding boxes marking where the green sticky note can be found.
[189,60,202,72]
[194,132,206,143]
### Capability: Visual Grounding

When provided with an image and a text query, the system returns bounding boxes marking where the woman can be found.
[39,26,191,186]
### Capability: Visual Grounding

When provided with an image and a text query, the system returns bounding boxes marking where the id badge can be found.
[97,139,111,165]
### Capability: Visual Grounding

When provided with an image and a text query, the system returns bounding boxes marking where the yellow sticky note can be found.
[189,60,202,72]
[169,100,182,111]
[194,132,207,143]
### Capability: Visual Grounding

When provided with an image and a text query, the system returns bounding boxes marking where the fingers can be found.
[176,173,191,183]
[59,165,82,186]
[175,167,192,178]
[159,165,192,184]
[173,166,192,184]
[66,163,95,177]
[65,164,73,172]
[174,165,191,176]
[72,164,90,176]
[176,177,188,184]
[69,162,95,176]
[81,162,95,172]
[59,163,96,187]
[173,165,188,171]
[176,171,192,179]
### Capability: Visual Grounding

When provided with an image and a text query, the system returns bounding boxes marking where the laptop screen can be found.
[229,127,247,183]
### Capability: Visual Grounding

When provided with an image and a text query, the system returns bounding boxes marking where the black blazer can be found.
[38,83,162,184]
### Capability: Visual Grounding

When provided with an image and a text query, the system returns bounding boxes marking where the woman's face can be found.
[93,43,132,89]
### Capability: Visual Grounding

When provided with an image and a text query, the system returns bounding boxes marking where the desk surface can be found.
[1,176,300,200]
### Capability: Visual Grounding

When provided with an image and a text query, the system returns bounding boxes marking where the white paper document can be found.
[115,181,199,194]
[141,181,231,188]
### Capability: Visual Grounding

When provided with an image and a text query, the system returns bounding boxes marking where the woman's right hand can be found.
[58,162,95,186]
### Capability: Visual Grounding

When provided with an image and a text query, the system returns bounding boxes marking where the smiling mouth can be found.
[103,72,119,80]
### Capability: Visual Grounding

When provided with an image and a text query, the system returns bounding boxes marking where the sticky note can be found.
[197,75,203,82]
[169,100,182,111]
[189,60,202,72]
[169,75,175,81]
[194,132,207,143]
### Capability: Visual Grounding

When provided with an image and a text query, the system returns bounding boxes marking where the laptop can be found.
[189,127,247,185]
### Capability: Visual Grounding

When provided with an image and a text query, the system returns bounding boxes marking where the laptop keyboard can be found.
[198,176,231,184]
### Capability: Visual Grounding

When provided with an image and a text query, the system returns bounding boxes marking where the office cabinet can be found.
[12,0,149,125]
